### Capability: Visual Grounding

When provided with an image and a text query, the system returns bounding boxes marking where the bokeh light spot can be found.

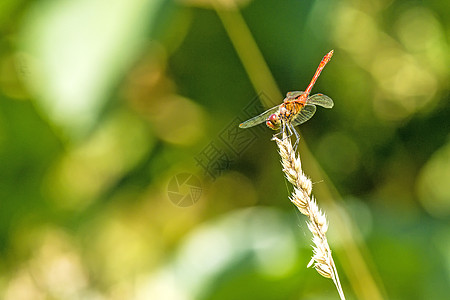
[317,131,361,176]
[417,140,450,218]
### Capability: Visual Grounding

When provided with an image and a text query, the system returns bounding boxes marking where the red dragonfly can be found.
[239,50,334,140]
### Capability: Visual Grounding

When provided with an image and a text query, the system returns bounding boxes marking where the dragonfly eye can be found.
[266,114,281,130]
[269,114,277,121]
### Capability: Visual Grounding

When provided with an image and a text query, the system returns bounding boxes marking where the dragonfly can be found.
[239,50,334,142]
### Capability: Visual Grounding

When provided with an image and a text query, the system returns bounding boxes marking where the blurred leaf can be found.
[20,0,164,139]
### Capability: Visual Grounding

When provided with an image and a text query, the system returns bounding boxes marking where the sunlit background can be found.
[0,0,449,299]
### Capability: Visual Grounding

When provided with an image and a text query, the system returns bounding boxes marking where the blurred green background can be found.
[0,0,449,299]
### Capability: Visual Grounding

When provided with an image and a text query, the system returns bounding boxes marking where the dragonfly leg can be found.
[273,123,284,139]
[280,121,287,139]
[292,125,301,151]
[284,122,293,140]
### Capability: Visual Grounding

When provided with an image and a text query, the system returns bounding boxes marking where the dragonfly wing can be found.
[291,105,316,127]
[306,93,334,108]
[239,106,279,128]
[285,91,306,99]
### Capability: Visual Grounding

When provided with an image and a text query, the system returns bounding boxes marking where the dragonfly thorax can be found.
[280,102,303,122]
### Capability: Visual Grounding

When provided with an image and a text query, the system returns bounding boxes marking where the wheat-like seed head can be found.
[273,134,345,299]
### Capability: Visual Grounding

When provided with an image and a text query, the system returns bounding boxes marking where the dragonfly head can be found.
[266,113,281,130]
